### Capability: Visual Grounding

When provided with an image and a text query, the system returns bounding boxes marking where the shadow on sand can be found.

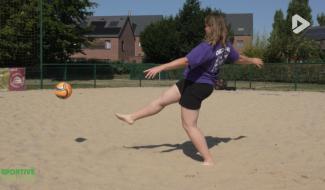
[124,136,246,162]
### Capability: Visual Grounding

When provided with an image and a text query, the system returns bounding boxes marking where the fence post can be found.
[64,62,67,81]
[248,66,252,89]
[39,0,43,89]
[93,64,97,88]
[294,63,297,91]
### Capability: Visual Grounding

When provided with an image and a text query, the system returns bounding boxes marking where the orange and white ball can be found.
[55,82,72,99]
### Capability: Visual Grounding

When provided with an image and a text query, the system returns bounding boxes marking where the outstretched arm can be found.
[144,57,188,79]
[235,55,264,69]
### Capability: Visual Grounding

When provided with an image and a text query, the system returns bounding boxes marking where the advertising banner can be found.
[9,68,26,91]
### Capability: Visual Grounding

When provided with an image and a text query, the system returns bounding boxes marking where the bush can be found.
[220,63,325,83]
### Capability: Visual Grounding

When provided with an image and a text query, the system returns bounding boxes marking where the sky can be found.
[91,0,325,35]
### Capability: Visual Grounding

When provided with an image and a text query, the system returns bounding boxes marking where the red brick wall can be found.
[132,37,144,63]
[233,36,252,53]
[135,37,144,57]
[71,38,119,61]
[119,20,135,62]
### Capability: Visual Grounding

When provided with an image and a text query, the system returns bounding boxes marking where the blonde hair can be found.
[204,14,228,47]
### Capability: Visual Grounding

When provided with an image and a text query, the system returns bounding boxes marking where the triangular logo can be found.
[292,14,310,34]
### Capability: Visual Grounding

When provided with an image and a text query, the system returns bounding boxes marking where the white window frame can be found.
[105,40,111,50]
[236,40,244,48]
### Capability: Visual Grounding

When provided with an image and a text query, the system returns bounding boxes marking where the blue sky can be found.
[91,0,325,35]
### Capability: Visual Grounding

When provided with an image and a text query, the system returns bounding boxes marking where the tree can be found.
[0,0,96,66]
[265,10,287,62]
[284,0,319,62]
[175,1,226,57]
[317,13,325,26]
[264,0,324,63]
[140,0,227,63]
[140,17,180,63]
[244,32,268,59]
[174,0,205,57]
[0,0,38,66]
[43,0,96,62]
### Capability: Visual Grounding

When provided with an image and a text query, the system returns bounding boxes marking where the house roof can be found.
[85,14,253,37]
[129,15,163,36]
[303,26,325,41]
[225,14,253,36]
[85,16,128,37]
[85,15,163,37]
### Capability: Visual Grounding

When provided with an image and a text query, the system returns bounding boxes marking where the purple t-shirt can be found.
[184,41,239,85]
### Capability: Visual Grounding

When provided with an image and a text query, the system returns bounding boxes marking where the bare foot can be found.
[202,160,215,166]
[115,113,134,125]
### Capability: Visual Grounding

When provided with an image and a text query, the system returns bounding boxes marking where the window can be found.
[121,40,125,52]
[236,40,244,48]
[138,42,141,47]
[237,27,245,32]
[105,40,111,49]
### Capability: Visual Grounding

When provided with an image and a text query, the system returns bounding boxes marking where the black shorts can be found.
[176,79,214,110]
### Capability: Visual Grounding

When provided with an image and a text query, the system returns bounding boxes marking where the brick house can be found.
[71,14,252,62]
[225,13,253,53]
[71,16,135,62]
[130,15,163,62]
[71,15,163,63]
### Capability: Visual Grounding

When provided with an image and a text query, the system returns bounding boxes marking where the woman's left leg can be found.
[115,84,181,125]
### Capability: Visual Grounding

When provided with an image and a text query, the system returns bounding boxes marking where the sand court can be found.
[0,88,325,190]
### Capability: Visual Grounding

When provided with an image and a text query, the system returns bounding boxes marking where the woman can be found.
[115,14,263,166]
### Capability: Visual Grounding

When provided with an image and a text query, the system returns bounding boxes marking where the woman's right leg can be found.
[115,84,181,125]
[181,106,214,166]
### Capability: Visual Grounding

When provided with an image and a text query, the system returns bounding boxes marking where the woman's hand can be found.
[237,55,264,69]
[143,65,164,79]
[143,58,188,79]
[251,58,264,69]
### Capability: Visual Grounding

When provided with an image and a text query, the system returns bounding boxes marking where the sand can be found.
[0,87,325,190]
